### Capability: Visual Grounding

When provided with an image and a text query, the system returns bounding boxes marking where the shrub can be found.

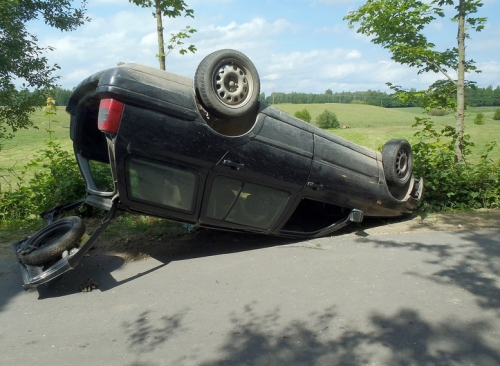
[428,108,449,116]
[0,141,86,221]
[293,108,311,122]
[411,117,500,212]
[315,110,340,129]
[494,108,500,120]
[0,97,86,222]
[474,113,485,125]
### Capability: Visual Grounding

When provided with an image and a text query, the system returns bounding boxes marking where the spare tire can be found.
[195,49,260,119]
[19,216,86,266]
[382,139,413,187]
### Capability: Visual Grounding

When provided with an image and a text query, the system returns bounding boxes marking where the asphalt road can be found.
[1,229,500,366]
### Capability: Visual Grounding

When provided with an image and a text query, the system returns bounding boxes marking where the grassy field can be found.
[275,103,500,162]
[1,104,499,188]
[0,107,73,178]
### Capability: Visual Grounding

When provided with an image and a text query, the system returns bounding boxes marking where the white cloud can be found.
[140,32,157,46]
[31,4,498,94]
[429,20,444,31]
[470,61,500,86]
[346,50,361,59]
[195,17,295,53]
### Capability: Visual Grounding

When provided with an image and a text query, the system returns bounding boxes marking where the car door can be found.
[306,133,381,211]
[113,104,251,223]
[200,114,313,233]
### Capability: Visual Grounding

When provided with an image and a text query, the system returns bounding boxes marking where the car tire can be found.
[20,216,86,266]
[195,49,260,119]
[382,139,413,187]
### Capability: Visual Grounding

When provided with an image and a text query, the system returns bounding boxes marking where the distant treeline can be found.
[259,85,500,108]
[51,88,74,106]
[10,85,500,108]
[1,87,74,107]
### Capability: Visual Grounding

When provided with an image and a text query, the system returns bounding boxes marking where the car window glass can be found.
[206,176,241,219]
[127,157,197,212]
[207,176,289,229]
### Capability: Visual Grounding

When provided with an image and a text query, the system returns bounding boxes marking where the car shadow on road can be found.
[36,229,297,299]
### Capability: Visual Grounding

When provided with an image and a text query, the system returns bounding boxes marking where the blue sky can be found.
[29,0,500,96]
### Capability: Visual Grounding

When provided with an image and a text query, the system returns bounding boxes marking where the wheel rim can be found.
[396,148,409,180]
[35,227,67,249]
[213,59,254,108]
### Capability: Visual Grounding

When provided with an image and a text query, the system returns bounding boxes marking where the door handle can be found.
[223,159,245,170]
[307,181,323,190]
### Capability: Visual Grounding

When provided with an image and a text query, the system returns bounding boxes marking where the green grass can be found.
[0,106,72,169]
[1,107,73,188]
[274,103,500,163]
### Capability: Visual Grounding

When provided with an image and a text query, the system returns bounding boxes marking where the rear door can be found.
[113,105,250,223]
[200,115,313,232]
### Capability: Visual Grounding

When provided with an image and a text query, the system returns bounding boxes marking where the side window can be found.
[207,176,289,229]
[126,157,197,212]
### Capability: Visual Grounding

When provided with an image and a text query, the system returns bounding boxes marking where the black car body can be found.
[13,50,423,288]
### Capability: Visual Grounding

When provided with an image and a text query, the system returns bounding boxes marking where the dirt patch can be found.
[350,209,500,236]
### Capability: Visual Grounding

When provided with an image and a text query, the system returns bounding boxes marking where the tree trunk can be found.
[155,0,165,70]
[455,0,466,163]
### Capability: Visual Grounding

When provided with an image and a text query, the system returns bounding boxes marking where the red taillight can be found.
[98,98,124,133]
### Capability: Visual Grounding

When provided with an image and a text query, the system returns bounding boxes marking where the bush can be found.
[315,110,340,129]
[0,141,86,221]
[293,108,311,123]
[474,113,485,125]
[411,117,500,212]
[428,108,449,116]
[494,108,500,120]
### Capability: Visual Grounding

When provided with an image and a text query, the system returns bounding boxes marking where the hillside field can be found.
[276,103,500,162]
[1,104,499,189]
[0,107,73,186]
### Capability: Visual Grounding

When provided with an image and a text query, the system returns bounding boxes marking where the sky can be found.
[28,0,500,96]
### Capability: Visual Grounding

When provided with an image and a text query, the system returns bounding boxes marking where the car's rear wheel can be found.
[195,49,260,119]
[19,216,86,266]
[382,139,413,187]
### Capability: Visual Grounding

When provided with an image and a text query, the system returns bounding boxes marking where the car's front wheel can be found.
[382,139,413,187]
[194,49,260,119]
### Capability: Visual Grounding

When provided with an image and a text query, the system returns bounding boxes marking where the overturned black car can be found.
[13,49,423,289]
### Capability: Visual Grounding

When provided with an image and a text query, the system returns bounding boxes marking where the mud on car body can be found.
[13,49,423,289]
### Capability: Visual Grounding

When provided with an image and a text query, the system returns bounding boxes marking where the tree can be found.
[494,108,500,121]
[473,112,485,125]
[129,0,196,70]
[0,0,89,148]
[345,0,486,162]
[315,110,340,129]
[294,108,311,123]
